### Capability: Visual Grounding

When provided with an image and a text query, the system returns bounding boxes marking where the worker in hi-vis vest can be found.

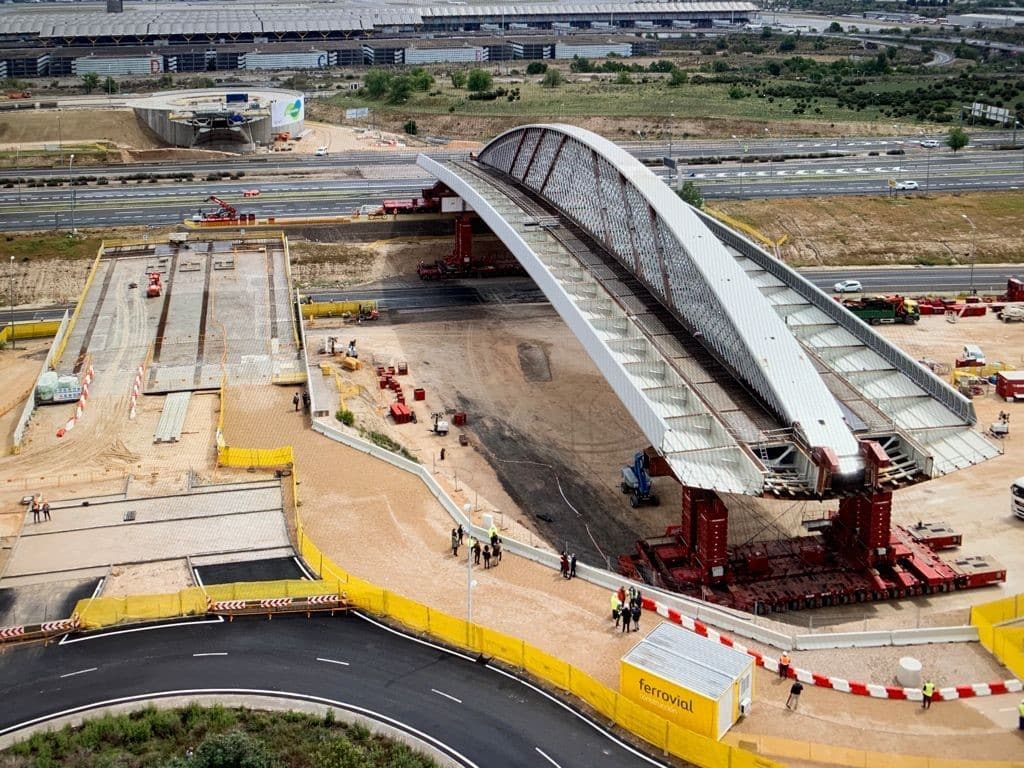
[1018,698,1024,730]
[922,680,935,710]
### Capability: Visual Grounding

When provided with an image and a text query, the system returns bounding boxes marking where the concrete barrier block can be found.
[890,626,978,645]
[795,631,893,650]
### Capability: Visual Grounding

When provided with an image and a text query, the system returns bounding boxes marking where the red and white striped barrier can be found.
[40,614,79,633]
[0,625,26,640]
[128,364,144,420]
[260,597,293,608]
[209,600,247,611]
[56,366,95,438]
[308,594,343,605]
[647,597,1024,701]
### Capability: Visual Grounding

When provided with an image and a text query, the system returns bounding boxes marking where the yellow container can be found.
[620,622,753,740]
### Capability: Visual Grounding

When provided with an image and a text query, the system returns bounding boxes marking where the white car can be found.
[833,279,863,293]
[919,139,940,149]
[895,180,919,191]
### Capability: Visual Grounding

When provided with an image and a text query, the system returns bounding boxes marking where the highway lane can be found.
[0,614,667,768]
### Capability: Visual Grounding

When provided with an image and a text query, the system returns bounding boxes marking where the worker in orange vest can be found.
[778,652,791,679]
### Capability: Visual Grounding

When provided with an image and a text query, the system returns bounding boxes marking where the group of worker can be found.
[29,495,51,524]
[449,524,503,569]
[559,551,577,579]
[610,585,643,633]
[292,390,310,412]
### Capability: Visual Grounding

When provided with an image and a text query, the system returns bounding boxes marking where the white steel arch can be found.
[476,124,862,473]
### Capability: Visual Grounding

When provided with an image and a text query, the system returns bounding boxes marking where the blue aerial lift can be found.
[620,451,659,508]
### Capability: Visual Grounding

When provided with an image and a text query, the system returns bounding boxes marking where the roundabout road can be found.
[0,613,669,768]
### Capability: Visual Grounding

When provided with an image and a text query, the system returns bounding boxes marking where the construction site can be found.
[2,139,1024,766]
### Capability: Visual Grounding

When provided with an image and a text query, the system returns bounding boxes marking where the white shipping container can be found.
[441,196,473,213]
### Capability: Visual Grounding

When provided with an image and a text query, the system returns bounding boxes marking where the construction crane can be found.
[192,195,238,222]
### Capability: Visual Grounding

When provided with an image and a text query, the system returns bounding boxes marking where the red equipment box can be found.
[413,388,426,401]
[389,403,411,424]
[996,371,1024,400]
[452,412,467,426]
[378,377,389,389]
[397,361,408,375]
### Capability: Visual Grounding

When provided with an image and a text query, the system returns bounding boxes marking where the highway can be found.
[8,266,1019,325]
[2,149,1021,231]
[0,614,667,768]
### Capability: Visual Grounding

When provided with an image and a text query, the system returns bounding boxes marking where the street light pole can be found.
[8,255,15,350]
[764,127,773,178]
[961,213,977,295]
[731,134,746,197]
[68,153,76,235]
[925,146,933,194]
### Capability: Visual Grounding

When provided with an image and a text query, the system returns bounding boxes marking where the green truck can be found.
[841,295,920,325]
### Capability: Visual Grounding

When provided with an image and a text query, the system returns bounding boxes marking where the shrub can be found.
[336,409,355,426]
[525,61,547,75]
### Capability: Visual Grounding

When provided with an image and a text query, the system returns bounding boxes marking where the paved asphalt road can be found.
[8,266,1019,324]
[0,613,667,768]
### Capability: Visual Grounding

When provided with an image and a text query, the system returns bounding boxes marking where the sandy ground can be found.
[102,559,194,598]
[4,240,1024,763]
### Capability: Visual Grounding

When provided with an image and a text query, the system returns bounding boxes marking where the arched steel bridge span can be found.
[417,125,997,498]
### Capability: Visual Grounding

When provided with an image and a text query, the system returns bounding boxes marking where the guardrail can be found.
[207,593,348,621]
[0,614,80,645]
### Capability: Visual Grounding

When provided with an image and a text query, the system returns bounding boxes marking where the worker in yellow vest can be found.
[921,680,935,710]
[778,652,790,678]
[1018,698,1024,730]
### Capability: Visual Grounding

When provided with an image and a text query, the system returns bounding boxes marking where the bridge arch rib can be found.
[475,124,861,472]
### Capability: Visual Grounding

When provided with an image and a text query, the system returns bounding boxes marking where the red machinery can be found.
[201,195,237,221]
[146,272,162,298]
[383,183,445,215]
[619,444,1005,614]
[416,213,524,280]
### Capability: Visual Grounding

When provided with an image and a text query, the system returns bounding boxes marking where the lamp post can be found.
[731,134,746,197]
[961,213,977,295]
[763,127,773,178]
[68,153,76,235]
[8,255,14,350]
[924,145,933,194]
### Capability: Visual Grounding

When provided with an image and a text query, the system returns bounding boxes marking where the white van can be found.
[315,146,328,156]
[1012,477,1024,520]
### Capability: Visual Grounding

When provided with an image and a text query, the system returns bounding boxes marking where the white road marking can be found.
[316,657,350,667]
[59,667,97,678]
[535,747,562,767]
[59,616,225,645]
[192,652,228,657]
[431,688,462,704]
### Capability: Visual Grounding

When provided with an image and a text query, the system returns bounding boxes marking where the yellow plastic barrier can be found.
[613,695,668,753]
[1,319,62,345]
[971,593,1024,680]
[666,724,732,768]
[523,645,571,691]
[569,668,618,721]
[218,445,294,467]
[343,574,386,614]
[300,300,377,319]
[477,626,525,668]
[385,592,431,632]
[427,610,472,650]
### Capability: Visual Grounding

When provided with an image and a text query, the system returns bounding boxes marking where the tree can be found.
[190,731,276,768]
[81,72,100,94]
[828,21,843,33]
[466,69,492,92]
[403,119,418,135]
[541,69,563,88]
[676,180,704,209]
[667,68,687,87]
[648,59,675,73]
[947,126,969,153]
[569,56,593,73]
[525,61,548,75]
[387,75,413,104]
[449,70,467,88]
[363,69,392,99]
[615,71,632,85]
[408,68,434,92]
[102,76,118,94]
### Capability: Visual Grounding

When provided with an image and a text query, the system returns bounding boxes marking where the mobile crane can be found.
[192,195,238,222]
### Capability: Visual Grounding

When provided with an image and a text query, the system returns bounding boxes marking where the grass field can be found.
[3,704,437,768]
[1,232,101,263]
[713,191,1024,267]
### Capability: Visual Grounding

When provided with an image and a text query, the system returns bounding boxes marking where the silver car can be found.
[833,280,863,293]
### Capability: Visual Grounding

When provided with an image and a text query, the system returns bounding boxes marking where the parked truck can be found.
[841,295,919,325]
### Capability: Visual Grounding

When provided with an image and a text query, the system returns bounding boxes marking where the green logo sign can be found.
[285,98,302,120]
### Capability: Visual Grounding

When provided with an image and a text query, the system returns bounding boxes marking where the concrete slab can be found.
[2,483,288,579]
[154,391,192,442]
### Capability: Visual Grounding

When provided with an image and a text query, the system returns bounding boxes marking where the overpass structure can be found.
[418,125,1003,610]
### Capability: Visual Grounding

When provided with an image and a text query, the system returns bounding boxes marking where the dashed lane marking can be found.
[59,668,98,679]
[193,652,228,657]
[431,688,463,704]
[535,747,562,767]
[316,657,350,667]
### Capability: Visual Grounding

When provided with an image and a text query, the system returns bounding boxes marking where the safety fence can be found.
[972,593,1024,681]
[1,319,63,346]
[51,242,103,368]
[0,614,81,646]
[294,515,781,768]
[722,731,1022,768]
[300,300,379,319]
[73,580,346,629]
